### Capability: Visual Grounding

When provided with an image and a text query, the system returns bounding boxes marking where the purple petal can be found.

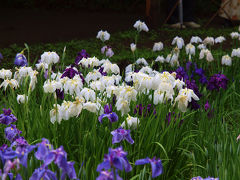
[125,133,134,144]
[44,152,55,166]
[96,161,111,172]
[150,159,163,178]
[135,158,150,165]
[98,114,108,123]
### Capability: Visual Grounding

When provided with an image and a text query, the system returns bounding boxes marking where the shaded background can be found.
[0,0,226,48]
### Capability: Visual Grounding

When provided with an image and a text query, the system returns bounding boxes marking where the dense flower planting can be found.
[0,20,240,179]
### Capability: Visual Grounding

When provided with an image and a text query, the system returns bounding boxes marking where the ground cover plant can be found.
[0,21,240,180]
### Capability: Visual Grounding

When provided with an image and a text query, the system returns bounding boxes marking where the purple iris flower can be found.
[44,146,77,179]
[0,108,17,125]
[35,138,53,161]
[30,166,57,180]
[101,46,114,58]
[99,67,107,76]
[135,157,163,178]
[185,80,202,98]
[56,89,64,100]
[35,139,77,179]
[3,137,36,167]
[75,49,90,65]
[96,170,122,180]
[5,125,22,142]
[175,67,189,81]
[111,127,134,144]
[191,176,219,180]
[207,73,228,91]
[0,144,9,164]
[98,104,118,123]
[193,68,208,84]
[61,66,79,79]
[14,53,28,67]
[60,161,77,180]
[97,146,132,172]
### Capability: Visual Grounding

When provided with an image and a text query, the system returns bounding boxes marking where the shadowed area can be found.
[0,8,144,48]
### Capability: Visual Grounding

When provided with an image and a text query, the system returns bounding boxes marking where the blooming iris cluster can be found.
[207,73,228,91]
[0,109,77,179]
[31,139,77,179]
[97,147,132,179]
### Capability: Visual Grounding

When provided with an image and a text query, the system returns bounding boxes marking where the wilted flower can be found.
[130,43,136,52]
[153,42,163,52]
[135,157,163,178]
[97,30,110,42]
[0,108,17,125]
[14,53,28,67]
[98,104,118,123]
[111,127,134,144]
[133,20,149,32]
